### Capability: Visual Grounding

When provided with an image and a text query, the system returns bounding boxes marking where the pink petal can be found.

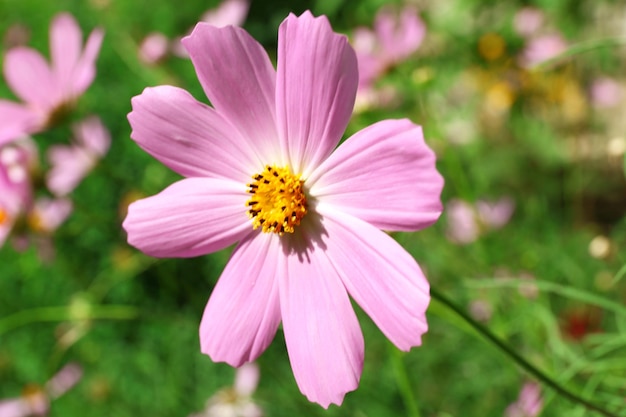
[50,13,83,88]
[519,34,567,67]
[0,101,40,145]
[445,199,479,244]
[590,77,622,109]
[376,7,425,63]
[352,27,377,55]
[138,32,170,64]
[308,119,444,232]
[45,363,83,398]
[46,117,109,197]
[317,208,430,350]
[46,146,92,196]
[128,85,257,182]
[276,11,358,176]
[0,144,34,209]
[31,198,73,232]
[476,197,514,229]
[279,231,364,408]
[505,382,543,417]
[123,177,250,258]
[0,398,31,417]
[182,24,277,164]
[234,363,260,396]
[3,47,58,109]
[518,382,543,416]
[73,116,110,156]
[352,27,384,86]
[71,27,104,96]
[513,8,544,38]
[200,233,281,366]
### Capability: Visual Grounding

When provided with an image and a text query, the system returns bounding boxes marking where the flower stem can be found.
[430,287,620,417]
[389,343,421,417]
[0,305,139,336]
[534,37,626,70]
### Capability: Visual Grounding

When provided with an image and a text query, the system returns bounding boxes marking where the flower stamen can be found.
[246,165,307,235]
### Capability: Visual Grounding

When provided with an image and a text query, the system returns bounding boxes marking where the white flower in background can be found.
[190,363,262,417]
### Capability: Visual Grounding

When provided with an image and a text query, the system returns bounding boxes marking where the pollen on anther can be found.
[245,165,307,235]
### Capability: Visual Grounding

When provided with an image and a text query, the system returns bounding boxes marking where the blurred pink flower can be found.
[469,299,492,322]
[513,8,544,38]
[0,137,38,185]
[201,0,249,28]
[172,0,249,58]
[0,393,47,417]
[353,84,399,113]
[519,34,566,68]
[11,197,73,260]
[505,382,543,417]
[353,6,425,88]
[0,363,82,417]
[590,77,622,109]
[446,197,514,244]
[124,11,443,407]
[190,363,262,417]
[28,198,73,234]
[445,199,479,244]
[0,140,35,246]
[46,116,110,196]
[0,12,104,144]
[476,197,515,229]
[44,363,83,399]
[138,32,170,65]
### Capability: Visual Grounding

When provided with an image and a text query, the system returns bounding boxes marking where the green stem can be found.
[430,287,619,417]
[534,37,626,70]
[0,305,139,336]
[612,264,626,286]
[389,343,421,417]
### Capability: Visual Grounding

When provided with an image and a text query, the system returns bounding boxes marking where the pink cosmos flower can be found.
[0,140,34,246]
[9,197,72,261]
[0,363,82,417]
[590,77,622,109]
[138,32,170,65]
[513,8,544,38]
[446,197,514,244]
[0,137,38,186]
[123,11,443,407]
[190,363,262,417]
[505,382,543,417]
[0,12,104,145]
[445,199,479,244]
[476,197,515,229]
[519,34,567,68]
[46,116,111,196]
[353,6,425,88]
[27,198,73,234]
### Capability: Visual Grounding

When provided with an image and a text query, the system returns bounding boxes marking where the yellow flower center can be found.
[246,165,307,235]
[0,208,7,225]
